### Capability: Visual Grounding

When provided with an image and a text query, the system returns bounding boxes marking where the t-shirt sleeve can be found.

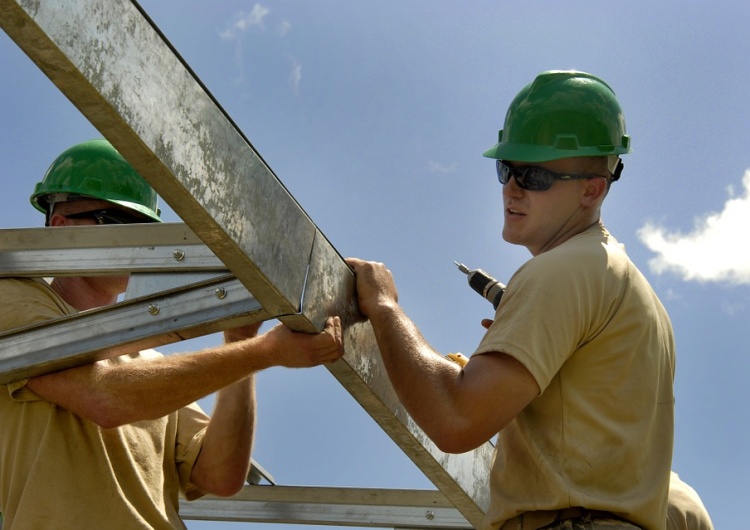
[6,379,39,401]
[129,349,212,500]
[0,278,73,333]
[175,400,210,500]
[1,278,75,399]
[472,250,609,392]
[667,472,715,530]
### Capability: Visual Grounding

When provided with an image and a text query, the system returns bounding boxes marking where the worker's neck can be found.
[50,277,119,311]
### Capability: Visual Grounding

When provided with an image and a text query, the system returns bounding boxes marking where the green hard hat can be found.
[31,139,161,222]
[483,70,631,163]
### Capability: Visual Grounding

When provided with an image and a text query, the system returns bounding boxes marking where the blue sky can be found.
[2,1,749,528]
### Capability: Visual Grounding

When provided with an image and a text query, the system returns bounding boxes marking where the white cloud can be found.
[637,169,750,284]
[278,20,292,36]
[429,161,457,173]
[219,6,299,93]
[289,56,302,92]
[219,4,270,41]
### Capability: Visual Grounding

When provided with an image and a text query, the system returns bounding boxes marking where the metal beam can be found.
[179,486,473,529]
[0,275,267,384]
[0,1,492,525]
[0,223,225,276]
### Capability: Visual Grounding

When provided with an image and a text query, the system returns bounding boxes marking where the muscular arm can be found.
[27,318,342,496]
[189,375,255,496]
[347,258,539,453]
[188,325,259,496]
[26,317,344,429]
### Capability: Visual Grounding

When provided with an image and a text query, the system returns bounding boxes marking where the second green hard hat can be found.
[30,139,161,222]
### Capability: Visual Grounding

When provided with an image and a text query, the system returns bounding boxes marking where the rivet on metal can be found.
[425,511,435,520]
[148,304,160,315]
[215,287,227,299]
[172,249,186,261]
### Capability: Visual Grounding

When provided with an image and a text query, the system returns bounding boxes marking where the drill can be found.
[454,261,505,309]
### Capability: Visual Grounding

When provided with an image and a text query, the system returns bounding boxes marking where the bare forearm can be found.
[190,376,256,495]
[369,304,539,453]
[347,257,540,453]
[28,335,274,427]
[344,257,464,424]
[28,317,344,428]
[368,303,465,437]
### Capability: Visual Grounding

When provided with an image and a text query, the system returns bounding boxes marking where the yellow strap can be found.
[446,352,468,367]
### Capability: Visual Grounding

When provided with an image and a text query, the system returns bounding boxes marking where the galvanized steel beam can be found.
[0,223,225,276]
[180,485,473,529]
[0,275,267,384]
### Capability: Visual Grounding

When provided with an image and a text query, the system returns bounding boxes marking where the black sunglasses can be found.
[496,160,605,192]
[64,209,150,225]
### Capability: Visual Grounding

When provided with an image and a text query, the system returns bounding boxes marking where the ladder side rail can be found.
[0,224,226,276]
[0,276,268,384]
[179,485,474,529]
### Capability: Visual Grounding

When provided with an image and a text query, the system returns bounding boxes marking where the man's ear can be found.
[581,177,608,207]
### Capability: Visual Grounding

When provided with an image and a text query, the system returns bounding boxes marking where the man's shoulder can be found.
[510,225,632,302]
[0,278,73,332]
[667,472,714,530]
[0,277,53,295]
[526,231,609,274]
[538,224,627,268]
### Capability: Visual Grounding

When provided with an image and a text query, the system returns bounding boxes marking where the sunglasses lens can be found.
[496,161,514,185]
[96,211,139,224]
[67,209,147,225]
[519,168,553,191]
[497,162,553,191]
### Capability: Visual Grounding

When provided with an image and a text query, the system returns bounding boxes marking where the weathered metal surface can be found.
[0,0,493,524]
[0,275,267,384]
[0,224,226,276]
[295,229,360,332]
[0,223,204,250]
[180,485,473,529]
[0,224,491,523]
[0,0,315,319]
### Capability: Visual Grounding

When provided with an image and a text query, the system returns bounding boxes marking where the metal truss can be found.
[0,1,493,527]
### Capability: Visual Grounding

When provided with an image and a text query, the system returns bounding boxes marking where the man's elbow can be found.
[206,481,245,498]
[88,410,134,429]
[83,396,144,429]
[196,474,247,497]
[428,420,500,454]
[433,434,489,454]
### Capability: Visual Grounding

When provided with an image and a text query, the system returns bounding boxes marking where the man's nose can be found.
[502,174,523,197]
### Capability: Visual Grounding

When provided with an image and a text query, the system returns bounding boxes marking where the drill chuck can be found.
[455,262,506,309]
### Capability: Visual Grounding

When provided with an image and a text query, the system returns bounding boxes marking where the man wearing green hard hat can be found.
[347,71,711,529]
[0,139,345,529]
[31,138,163,224]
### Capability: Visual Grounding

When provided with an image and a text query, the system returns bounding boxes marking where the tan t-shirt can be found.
[667,472,714,530]
[473,225,675,530]
[0,278,209,529]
